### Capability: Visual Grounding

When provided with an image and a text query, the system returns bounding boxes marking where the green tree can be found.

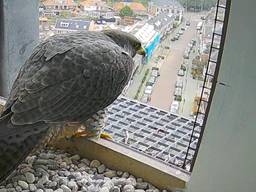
[59,11,69,18]
[119,5,134,17]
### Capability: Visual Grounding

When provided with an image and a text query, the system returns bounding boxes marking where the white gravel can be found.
[0,148,171,192]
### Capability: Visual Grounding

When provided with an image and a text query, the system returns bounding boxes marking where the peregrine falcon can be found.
[0,30,145,182]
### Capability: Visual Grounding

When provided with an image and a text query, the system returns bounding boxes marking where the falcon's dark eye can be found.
[135,43,141,50]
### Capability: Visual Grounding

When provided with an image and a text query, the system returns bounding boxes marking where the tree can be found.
[119,5,134,17]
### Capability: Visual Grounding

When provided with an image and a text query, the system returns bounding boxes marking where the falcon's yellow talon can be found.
[72,130,88,138]
[100,131,112,140]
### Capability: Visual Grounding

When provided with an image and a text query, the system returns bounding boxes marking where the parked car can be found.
[147,76,156,85]
[191,39,196,45]
[188,43,193,50]
[141,94,150,103]
[144,86,153,95]
[165,46,170,49]
[174,87,182,96]
[183,51,189,59]
[179,30,184,35]
[170,101,180,113]
[174,34,180,40]
[186,21,191,26]
[151,68,160,77]
[181,27,186,31]
[201,16,206,20]
[175,79,183,88]
[177,69,185,76]
[171,37,176,41]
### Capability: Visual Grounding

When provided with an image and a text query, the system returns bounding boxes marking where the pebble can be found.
[136,182,148,190]
[110,186,121,192]
[104,170,117,178]
[116,171,123,177]
[45,189,54,192]
[112,178,128,186]
[7,188,16,192]
[67,180,78,191]
[70,155,80,161]
[29,184,37,191]
[7,188,15,192]
[146,190,160,192]
[38,175,49,186]
[102,180,114,190]
[15,186,22,192]
[80,158,90,166]
[127,177,137,186]
[60,185,71,192]
[24,172,35,184]
[62,157,72,165]
[89,160,101,168]
[100,187,109,192]
[0,149,161,192]
[17,180,28,190]
[49,181,58,188]
[97,164,106,174]
[54,189,64,192]
[6,184,13,189]
[122,172,130,178]
[59,177,68,186]
[123,184,135,192]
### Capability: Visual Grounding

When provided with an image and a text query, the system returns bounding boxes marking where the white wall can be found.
[187,0,256,191]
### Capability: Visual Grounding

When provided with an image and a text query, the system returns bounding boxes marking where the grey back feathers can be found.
[0,30,139,183]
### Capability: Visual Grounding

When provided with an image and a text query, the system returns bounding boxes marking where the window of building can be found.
[0,0,231,191]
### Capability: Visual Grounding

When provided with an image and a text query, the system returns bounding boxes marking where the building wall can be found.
[187,0,256,192]
[1,0,39,96]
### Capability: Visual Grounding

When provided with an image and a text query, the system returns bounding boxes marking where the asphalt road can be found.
[149,13,200,111]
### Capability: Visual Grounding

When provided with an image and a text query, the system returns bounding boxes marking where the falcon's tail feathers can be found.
[0,113,49,184]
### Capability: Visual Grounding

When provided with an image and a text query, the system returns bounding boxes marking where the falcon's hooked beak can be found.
[137,46,146,57]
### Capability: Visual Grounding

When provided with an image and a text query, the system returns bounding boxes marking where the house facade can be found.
[42,0,77,10]
[148,0,184,17]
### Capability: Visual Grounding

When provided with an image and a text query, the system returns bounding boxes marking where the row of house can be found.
[40,0,115,18]
[148,0,184,16]
[39,0,183,47]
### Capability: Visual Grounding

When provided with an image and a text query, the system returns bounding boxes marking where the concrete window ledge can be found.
[0,96,189,190]
[52,137,190,190]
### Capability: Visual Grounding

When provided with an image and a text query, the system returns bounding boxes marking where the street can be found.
[150,13,201,112]
[125,12,209,118]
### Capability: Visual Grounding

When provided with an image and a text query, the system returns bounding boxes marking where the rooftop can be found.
[55,18,92,30]
[148,12,174,31]
[42,0,76,5]
[113,2,146,12]
[79,0,103,7]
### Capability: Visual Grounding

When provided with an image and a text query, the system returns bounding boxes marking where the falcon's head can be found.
[103,30,146,58]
